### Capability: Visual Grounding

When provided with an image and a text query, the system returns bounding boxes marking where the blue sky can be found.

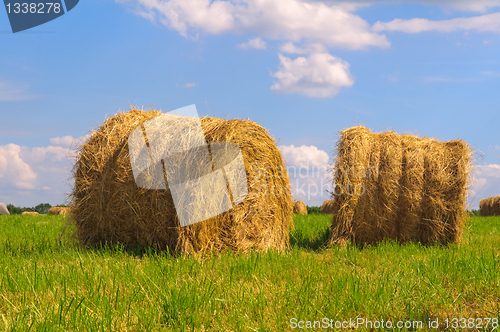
[1,0,500,208]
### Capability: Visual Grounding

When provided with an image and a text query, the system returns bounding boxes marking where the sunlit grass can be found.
[0,214,499,331]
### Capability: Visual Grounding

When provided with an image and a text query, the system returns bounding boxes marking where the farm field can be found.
[0,214,499,331]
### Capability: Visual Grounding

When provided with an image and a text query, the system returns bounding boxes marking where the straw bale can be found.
[480,196,500,216]
[330,126,371,245]
[320,200,335,214]
[48,207,71,215]
[70,108,293,254]
[329,126,471,246]
[479,198,488,216]
[22,211,39,216]
[293,201,307,215]
[396,135,424,242]
[0,203,9,215]
[494,196,500,216]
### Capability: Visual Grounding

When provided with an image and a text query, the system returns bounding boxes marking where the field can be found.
[0,214,499,331]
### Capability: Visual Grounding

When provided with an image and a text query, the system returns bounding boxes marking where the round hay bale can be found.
[492,196,500,216]
[70,109,294,254]
[48,207,71,215]
[293,201,307,215]
[22,211,39,216]
[0,203,10,215]
[480,196,500,216]
[480,197,491,216]
[320,200,335,214]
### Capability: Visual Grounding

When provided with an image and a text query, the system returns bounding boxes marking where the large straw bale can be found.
[329,126,471,246]
[320,200,335,214]
[70,108,293,254]
[293,201,307,215]
[330,126,371,245]
[22,211,39,216]
[0,203,9,215]
[480,196,500,216]
[48,207,71,215]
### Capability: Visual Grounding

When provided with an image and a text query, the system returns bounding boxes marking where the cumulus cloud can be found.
[319,0,500,12]
[49,135,78,148]
[183,82,197,88]
[279,144,332,205]
[117,0,390,50]
[470,164,500,209]
[0,143,72,192]
[0,80,34,101]
[238,37,267,49]
[279,42,328,54]
[270,52,354,97]
[0,144,37,189]
[0,134,91,206]
[373,12,500,34]
[115,0,391,98]
[280,144,330,169]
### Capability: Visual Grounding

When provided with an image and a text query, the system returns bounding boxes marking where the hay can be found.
[329,126,472,246]
[0,203,9,215]
[480,196,500,216]
[22,211,39,216]
[293,201,307,215]
[70,108,293,254]
[320,200,335,214]
[48,207,71,215]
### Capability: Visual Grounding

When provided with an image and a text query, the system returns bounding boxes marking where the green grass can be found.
[0,214,499,331]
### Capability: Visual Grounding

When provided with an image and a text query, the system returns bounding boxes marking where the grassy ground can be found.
[0,214,499,331]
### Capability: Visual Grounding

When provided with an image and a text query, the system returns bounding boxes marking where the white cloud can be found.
[0,81,34,102]
[279,42,328,54]
[183,82,197,88]
[0,144,72,192]
[117,0,390,50]
[279,144,332,205]
[238,37,267,49]
[270,52,354,97]
[0,134,90,206]
[373,12,500,34]
[318,0,500,12]
[280,144,330,169]
[0,144,37,189]
[49,135,78,148]
[470,164,500,209]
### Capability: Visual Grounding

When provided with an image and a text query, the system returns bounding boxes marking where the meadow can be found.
[0,213,499,331]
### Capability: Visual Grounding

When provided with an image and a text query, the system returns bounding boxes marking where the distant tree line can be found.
[306,206,321,214]
[6,203,68,215]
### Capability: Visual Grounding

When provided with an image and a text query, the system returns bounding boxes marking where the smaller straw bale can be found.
[329,125,471,246]
[480,196,500,216]
[22,211,39,216]
[320,200,335,214]
[293,201,308,215]
[48,207,71,215]
[0,203,10,215]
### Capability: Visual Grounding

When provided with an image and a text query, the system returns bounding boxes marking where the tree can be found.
[34,203,52,214]
[6,204,22,214]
